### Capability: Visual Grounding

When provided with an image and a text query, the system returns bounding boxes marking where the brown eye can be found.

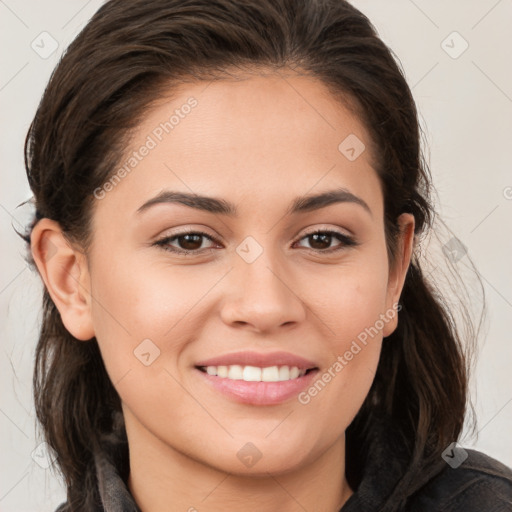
[174,233,206,251]
[154,230,219,255]
[294,230,357,253]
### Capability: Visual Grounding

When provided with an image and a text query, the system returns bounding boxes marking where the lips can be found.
[194,351,320,405]
[195,350,318,370]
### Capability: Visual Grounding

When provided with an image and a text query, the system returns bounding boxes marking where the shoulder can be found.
[409,448,512,511]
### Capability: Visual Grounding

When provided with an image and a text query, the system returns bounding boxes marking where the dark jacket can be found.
[56,416,512,512]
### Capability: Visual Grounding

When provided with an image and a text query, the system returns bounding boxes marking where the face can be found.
[38,71,414,477]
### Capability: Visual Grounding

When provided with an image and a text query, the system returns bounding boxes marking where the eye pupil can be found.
[309,233,331,250]
[180,234,202,250]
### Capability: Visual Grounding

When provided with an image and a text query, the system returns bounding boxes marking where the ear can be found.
[382,213,415,337]
[30,218,95,341]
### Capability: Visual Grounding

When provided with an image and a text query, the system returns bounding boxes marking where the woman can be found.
[23,0,512,510]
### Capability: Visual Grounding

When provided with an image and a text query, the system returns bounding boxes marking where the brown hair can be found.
[21,0,482,510]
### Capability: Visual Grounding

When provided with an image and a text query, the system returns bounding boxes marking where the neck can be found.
[125,415,354,512]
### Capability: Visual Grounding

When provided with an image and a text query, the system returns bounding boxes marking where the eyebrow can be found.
[136,187,372,217]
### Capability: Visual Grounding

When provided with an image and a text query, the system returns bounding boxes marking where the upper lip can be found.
[195,351,318,370]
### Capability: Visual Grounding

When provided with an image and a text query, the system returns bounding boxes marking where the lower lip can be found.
[196,368,319,405]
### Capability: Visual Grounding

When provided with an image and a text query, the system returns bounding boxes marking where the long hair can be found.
[21,0,482,509]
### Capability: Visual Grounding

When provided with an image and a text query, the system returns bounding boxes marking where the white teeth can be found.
[217,365,228,378]
[243,366,261,381]
[261,366,279,382]
[228,365,243,380]
[201,364,308,382]
[278,366,290,381]
[290,366,300,379]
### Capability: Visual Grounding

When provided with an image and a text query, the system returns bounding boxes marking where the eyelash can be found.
[153,228,358,256]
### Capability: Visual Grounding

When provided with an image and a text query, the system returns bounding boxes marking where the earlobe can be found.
[30,219,95,341]
[383,213,415,337]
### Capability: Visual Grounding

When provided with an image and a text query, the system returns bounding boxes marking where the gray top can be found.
[55,415,512,512]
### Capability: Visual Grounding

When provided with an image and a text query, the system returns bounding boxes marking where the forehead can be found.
[93,71,382,221]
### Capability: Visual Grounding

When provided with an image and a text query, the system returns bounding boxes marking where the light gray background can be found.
[1,1,511,510]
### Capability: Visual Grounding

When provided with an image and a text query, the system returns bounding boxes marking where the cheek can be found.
[87,260,200,424]
[88,253,225,382]
[313,249,391,349]
[304,247,390,404]
[90,252,210,337]
[297,280,388,436]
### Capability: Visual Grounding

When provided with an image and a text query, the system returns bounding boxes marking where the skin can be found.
[31,70,414,512]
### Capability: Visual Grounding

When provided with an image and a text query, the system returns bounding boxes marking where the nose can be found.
[219,246,306,334]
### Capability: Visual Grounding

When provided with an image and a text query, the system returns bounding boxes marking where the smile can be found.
[194,350,320,405]
[197,364,313,382]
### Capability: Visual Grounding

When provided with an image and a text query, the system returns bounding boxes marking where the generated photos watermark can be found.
[93,96,198,200]
[298,302,401,405]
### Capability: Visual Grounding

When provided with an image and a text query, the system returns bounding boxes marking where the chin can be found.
[200,440,312,477]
